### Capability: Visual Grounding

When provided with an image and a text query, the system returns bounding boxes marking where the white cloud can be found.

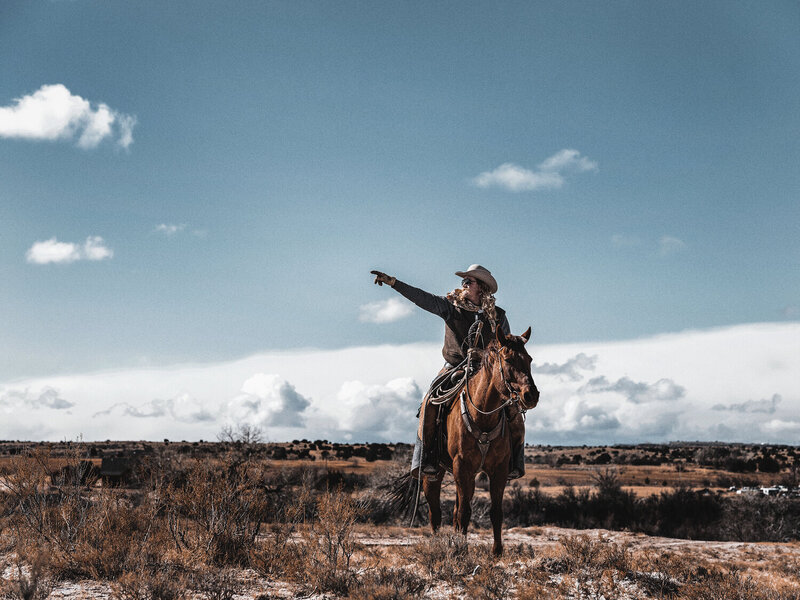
[473,163,564,192]
[25,238,81,264]
[0,84,136,149]
[0,386,73,410]
[532,353,597,381]
[82,236,113,261]
[0,322,798,444]
[333,378,421,442]
[26,236,113,264]
[761,419,800,435]
[659,235,687,256]
[222,374,311,428]
[154,224,187,236]
[472,149,597,192]
[538,149,598,173]
[94,393,214,423]
[359,298,413,324]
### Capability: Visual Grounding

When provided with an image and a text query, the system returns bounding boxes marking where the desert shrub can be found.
[488,474,800,542]
[721,495,800,542]
[164,456,269,565]
[298,486,363,595]
[680,567,800,600]
[464,564,512,600]
[346,566,427,600]
[113,564,189,600]
[3,448,167,580]
[514,581,559,600]
[409,532,479,584]
[641,486,724,539]
[189,567,242,600]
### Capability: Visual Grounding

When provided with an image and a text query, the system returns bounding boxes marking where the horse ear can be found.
[520,327,531,343]
[495,325,508,344]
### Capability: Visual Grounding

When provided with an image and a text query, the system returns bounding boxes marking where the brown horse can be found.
[422,326,539,556]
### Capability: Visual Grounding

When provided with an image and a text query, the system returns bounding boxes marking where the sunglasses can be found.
[462,278,478,287]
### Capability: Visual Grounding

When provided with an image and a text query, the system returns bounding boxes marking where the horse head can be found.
[492,325,540,410]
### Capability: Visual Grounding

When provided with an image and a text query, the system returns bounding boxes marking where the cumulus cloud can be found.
[359,298,413,324]
[580,376,685,404]
[473,163,564,192]
[154,224,186,236]
[94,393,214,423]
[472,149,597,192]
[334,378,421,442]
[0,386,73,410]
[26,236,113,264]
[538,149,598,173]
[222,374,311,428]
[659,235,687,256]
[713,394,782,414]
[0,84,136,149]
[561,400,621,432]
[533,353,597,381]
[0,322,798,444]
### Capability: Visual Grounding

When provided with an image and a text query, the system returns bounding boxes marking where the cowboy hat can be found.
[455,264,498,294]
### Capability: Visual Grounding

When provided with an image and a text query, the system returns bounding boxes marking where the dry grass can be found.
[0,443,799,599]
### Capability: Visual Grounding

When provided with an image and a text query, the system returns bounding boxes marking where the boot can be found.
[506,408,526,480]
[421,444,439,475]
[507,442,525,480]
[420,402,440,476]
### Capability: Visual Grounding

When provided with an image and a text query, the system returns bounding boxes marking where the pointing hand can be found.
[370,270,396,287]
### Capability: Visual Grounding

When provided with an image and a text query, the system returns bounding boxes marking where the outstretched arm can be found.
[370,270,453,320]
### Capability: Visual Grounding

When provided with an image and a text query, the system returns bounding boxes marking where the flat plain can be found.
[1,440,798,599]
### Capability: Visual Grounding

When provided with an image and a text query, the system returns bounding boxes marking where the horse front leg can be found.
[452,458,475,535]
[489,470,508,557]
[422,476,443,533]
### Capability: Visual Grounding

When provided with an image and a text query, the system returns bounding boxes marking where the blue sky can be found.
[1,2,799,442]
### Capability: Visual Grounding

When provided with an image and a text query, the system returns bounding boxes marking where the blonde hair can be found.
[447,283,499,332]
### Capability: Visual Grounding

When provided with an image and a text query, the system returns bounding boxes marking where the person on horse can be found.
[370,264,527,480]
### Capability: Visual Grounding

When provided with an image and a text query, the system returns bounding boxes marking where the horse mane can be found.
[479,335,527,370]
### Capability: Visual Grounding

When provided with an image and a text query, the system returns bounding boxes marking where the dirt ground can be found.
[6,524,796,600]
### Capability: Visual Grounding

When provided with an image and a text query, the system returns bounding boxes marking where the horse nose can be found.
[522,387,539,409]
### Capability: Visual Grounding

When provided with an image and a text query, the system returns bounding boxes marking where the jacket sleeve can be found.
[392,280,453,321]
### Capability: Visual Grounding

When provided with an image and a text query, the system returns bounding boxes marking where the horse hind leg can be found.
[422,476,443,533]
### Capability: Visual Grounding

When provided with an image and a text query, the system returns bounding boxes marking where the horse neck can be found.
[465,356,506,426]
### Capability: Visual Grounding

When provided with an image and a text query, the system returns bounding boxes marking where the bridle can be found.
[464,345,529,417]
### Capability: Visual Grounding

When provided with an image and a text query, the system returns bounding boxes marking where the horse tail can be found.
[384,472,425,523]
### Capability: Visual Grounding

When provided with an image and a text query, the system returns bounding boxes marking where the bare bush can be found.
[300,486,363,595]
[409,532,479,584]
[346,566,427,600]
[113,565,189,600]
[3,447,167,580]
[164,457,269,565]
